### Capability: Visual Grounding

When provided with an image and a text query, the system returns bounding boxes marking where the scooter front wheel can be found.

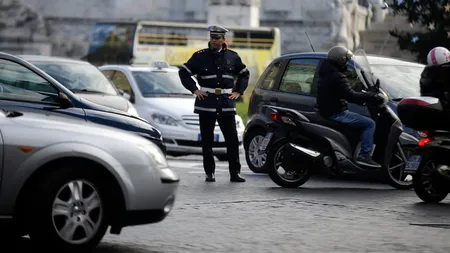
[267,139,312,188]
[413,154,448,203]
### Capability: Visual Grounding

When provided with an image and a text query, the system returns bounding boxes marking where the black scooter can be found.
[260,49,420,190]
[398,96,450,202]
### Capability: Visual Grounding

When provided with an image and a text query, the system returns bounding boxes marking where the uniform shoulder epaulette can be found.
[194,49,208,54]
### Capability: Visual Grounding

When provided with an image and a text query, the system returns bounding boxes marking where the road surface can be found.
[3,154,450,253]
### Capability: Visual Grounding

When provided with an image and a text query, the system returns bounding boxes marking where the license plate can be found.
[260,132,273,151]
[198,134,220,142]
[405,155,421,173]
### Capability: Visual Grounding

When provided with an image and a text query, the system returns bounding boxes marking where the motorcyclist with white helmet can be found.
[420,46,450,109]
[316,46,385,168]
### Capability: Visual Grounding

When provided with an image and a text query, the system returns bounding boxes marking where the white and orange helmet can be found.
[427,46,450,66]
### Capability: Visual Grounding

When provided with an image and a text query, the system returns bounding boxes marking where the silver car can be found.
[0,108,179,252]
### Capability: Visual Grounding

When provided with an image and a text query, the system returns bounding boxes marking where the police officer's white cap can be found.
[208,25,229,38]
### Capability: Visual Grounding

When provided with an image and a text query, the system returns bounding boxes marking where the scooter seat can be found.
[302,112,345,131]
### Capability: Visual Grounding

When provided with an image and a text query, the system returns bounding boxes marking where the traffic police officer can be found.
[178,25,249,183]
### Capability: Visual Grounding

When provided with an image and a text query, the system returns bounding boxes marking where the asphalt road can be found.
[3,154,450,253]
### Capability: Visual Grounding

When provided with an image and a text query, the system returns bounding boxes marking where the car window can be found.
[132,71,193,95]
[32,61,118,96]
[279,58,320,96]
[371,64,422,100]
[0,59,59,104]
[258,61,283,90]
[101,70,115,80]
[109,71,134,96]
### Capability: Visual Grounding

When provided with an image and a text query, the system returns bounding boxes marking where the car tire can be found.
[26,166,110,252]
[245,128,270,173]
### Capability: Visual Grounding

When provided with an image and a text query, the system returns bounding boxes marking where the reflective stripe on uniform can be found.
[223,74,234,79]
[182,64,192,75]
[199,75,216,79]
[199,74,235,80]
[222,108,236,112]
[194,106,216,112]
[238,68,248,75]
[200,87,233,94]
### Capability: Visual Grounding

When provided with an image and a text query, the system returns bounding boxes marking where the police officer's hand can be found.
[194,89,208,100]
[229,92,241,100]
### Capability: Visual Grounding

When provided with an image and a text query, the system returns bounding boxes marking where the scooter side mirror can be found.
[375,79,381,89]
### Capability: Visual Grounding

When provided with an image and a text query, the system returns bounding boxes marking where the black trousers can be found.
[199,112,241,176]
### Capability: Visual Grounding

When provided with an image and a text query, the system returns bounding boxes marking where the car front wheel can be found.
[26,166,109,252]
[245,128,270,173]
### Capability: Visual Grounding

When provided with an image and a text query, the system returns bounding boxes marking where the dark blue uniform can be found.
[179,46,249,114]
[178,25,249,182]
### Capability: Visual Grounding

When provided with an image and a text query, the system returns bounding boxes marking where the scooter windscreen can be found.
[352,49,376,88]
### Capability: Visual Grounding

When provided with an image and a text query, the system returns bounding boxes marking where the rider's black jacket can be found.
[178,42,249,115]
[420,63,450,110]
[316,59,376,118]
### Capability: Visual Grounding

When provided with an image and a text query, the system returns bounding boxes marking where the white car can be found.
[99,62,245,160]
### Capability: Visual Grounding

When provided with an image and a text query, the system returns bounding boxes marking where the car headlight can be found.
[127,106,139,117]
[151,113,178,126]
[138,142,168,169]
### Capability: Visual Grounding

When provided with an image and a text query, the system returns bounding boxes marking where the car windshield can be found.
[370,64,423,100]
[132,71,193,96]
[32,61,118,96]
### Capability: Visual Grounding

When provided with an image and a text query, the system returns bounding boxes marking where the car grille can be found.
[181,114,220,130]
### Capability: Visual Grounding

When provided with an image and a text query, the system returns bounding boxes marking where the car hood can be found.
[76,93,130,112]
[143,96,196,117]
[4,109,149,145]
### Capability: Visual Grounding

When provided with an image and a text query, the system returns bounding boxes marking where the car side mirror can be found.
[129,92,135,103]
[58,92,73,108]
[118,89,124,95]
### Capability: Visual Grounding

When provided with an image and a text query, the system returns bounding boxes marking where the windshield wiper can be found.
[71,89,104,94]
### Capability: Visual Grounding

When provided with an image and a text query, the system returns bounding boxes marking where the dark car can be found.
[0,52,165,153]
[19,55,139,116]
[244,52,424,173]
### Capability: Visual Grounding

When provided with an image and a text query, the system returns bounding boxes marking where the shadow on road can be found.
[0,238,164,253]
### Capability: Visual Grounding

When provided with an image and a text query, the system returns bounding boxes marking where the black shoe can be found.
[356,157,382,168]
[230,174,246,182]
[205,173,215,182]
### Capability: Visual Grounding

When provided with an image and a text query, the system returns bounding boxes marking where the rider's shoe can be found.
[356,157,382,168]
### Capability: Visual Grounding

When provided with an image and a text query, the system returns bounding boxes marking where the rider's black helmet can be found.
[327,46,353,69]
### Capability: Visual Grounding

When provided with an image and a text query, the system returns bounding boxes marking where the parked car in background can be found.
[19,55,139,117]
[244,52,424,173]
[99,61,245,161]
[0,108,179,252]
[0,52,166,153]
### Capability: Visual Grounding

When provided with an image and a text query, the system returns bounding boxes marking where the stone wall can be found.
[0,0,51,55]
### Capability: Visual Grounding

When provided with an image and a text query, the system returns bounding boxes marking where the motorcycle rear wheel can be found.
[267,139,312,188]
[413,153,448,203]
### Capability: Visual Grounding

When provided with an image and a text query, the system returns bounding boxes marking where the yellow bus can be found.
[84,20,281,85]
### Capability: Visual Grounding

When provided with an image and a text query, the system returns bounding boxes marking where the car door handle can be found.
[269,97,278,102]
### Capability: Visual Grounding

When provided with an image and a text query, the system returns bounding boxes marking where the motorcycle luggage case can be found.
[397,97,449,130]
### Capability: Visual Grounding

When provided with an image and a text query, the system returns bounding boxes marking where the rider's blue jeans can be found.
[329,110,376,158]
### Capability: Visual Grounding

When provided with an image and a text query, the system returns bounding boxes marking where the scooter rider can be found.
[420,46,450,110]
[316,46,385,168]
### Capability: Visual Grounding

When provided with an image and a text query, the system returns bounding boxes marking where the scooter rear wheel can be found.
[267,139,312,188]
[413,153,448,203]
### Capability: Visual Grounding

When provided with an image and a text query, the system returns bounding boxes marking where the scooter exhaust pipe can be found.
[289,143,321,157]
